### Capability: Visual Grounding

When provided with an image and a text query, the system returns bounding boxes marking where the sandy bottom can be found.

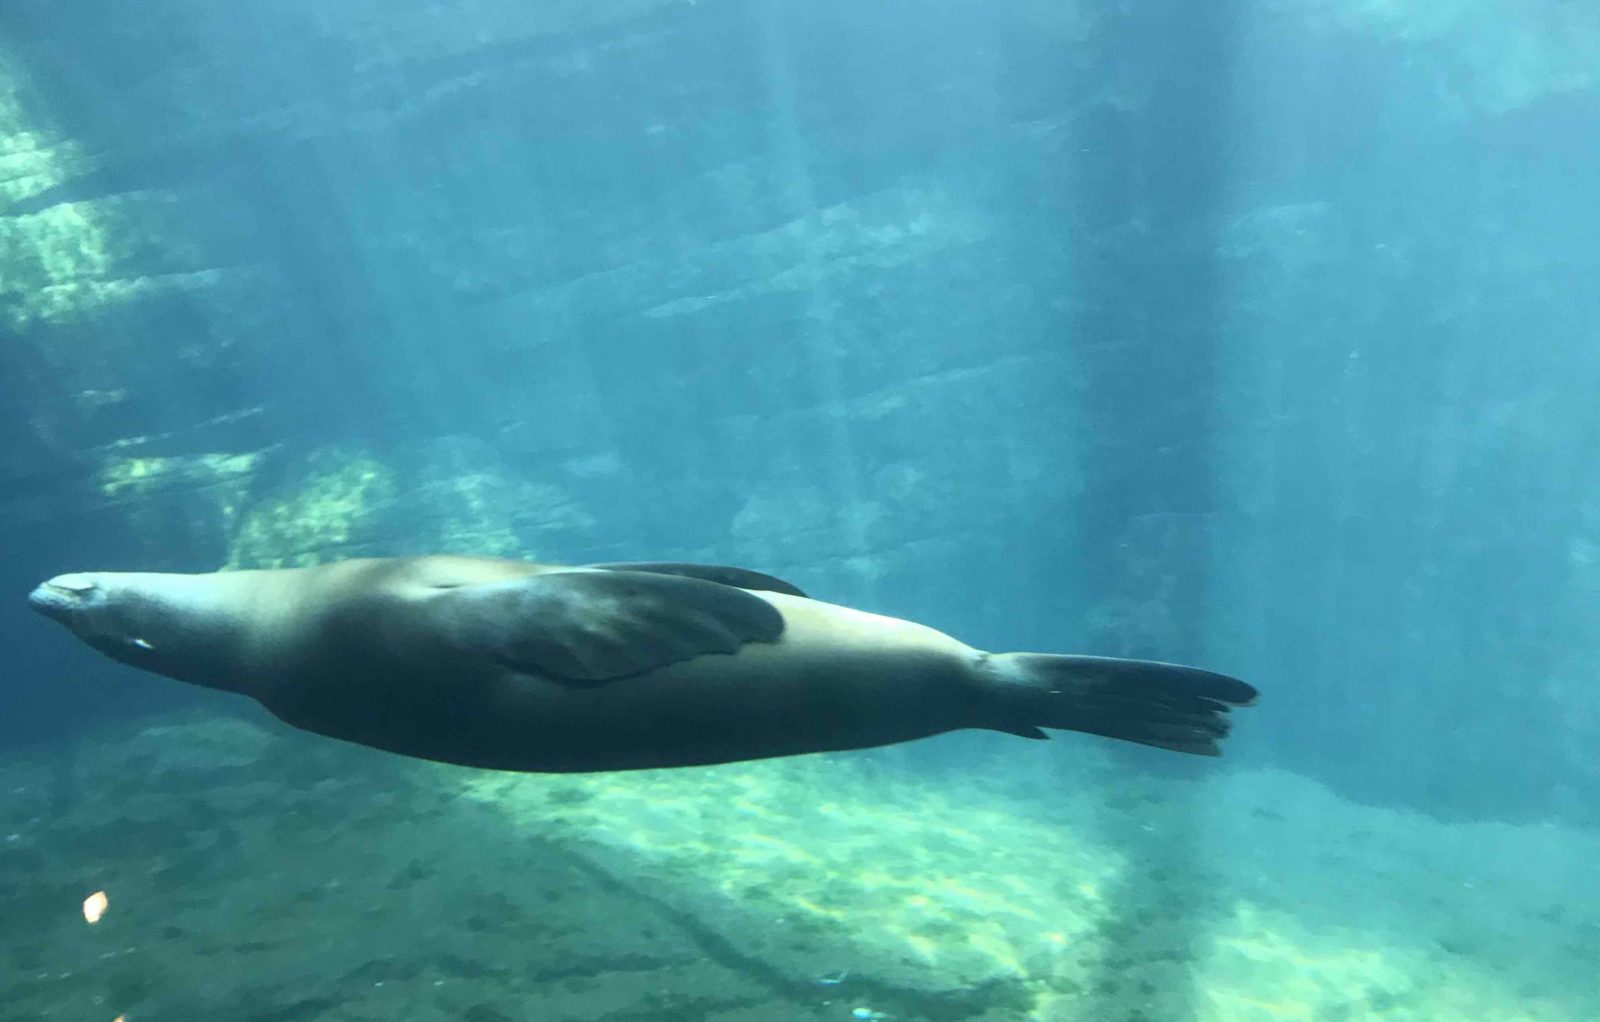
[2,714,1595,1022]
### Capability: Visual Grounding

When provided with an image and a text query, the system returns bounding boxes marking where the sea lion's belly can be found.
[271,592,985,773]
[489,594,984,772]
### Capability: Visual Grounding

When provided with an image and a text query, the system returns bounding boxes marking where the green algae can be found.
[100,451,262,508]
[1,51,206,333]
[96,450,266,560]
[226,448,397,569]
[215,440,593,569]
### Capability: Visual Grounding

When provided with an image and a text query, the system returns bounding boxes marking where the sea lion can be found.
[27,555,1256,772]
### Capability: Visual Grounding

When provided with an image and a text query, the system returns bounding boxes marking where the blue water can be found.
[2,2,1598,1019]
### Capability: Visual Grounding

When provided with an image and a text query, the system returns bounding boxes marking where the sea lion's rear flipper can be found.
[981,654,1257,756]
[583,562,807,598]
[434,570,787,683]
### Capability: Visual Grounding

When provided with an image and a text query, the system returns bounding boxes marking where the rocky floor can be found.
[2,713,1597,1022]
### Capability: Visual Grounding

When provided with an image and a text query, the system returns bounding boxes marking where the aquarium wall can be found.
[4,0,1599,826]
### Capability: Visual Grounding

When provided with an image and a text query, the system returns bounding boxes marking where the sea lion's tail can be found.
[979,653,1257,756]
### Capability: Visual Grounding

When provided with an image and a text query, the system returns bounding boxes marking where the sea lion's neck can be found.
[106,571,276,694]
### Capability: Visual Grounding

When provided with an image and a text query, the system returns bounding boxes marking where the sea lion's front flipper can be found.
[435,570,787,683]
[583,562,807,598]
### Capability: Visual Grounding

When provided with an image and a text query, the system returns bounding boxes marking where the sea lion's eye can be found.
[130,638,155,651]
[50,576,98,594]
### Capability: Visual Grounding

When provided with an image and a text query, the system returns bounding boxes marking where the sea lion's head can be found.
[28,571,246,690]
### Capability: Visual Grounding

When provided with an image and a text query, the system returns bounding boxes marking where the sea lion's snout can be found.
[28,574,102,621]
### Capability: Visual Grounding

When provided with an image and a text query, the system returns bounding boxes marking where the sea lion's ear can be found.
[581,562,807,598]
[433,570,787,683]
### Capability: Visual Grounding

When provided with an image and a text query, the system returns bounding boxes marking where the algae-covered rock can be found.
[3,50,279,497]
[0,195,212,333]
[98,449,268,563]
[463,757,1118,1014]
[460,750,1600,1022]
[0,716,737,1022]
[1,53,213,334]
[0,47,92,208]
[95,436,600,572]
[226,447,397,569]
[6,713,1598,1021]
[222,438,598,569]
[401,435,597,559]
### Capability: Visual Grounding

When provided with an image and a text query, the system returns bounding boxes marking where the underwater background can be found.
[2,0,1598,1019]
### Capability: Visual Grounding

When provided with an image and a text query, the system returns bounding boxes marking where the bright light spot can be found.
[82,891,108,924]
